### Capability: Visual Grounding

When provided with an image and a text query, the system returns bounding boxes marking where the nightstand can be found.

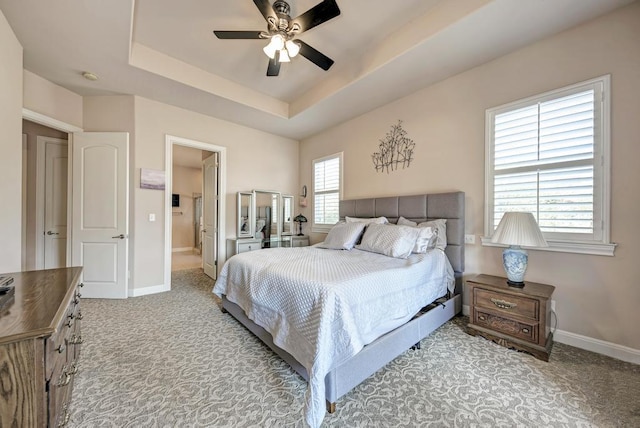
[280,235,310,248]
[466,274,555,361]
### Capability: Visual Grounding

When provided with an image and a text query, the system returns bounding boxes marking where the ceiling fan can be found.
[214,0,341,76]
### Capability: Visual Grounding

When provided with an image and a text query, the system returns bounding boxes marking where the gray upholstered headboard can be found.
[339,191,465,294]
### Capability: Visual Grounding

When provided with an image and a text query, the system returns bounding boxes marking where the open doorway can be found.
[171,145,209,271]
[22,119,70,271]
[164,135,227,288]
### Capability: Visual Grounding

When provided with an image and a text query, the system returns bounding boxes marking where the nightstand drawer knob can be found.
[490,298,517,309]
[522,328,530,334]
[478,315,486,321]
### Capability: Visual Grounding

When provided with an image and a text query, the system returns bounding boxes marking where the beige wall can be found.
[172,164,202,250]
[300,3,640,351]
[133,96,298,289]
[23,70,83,129]
[22,120,68,270]
[0,10,23,272]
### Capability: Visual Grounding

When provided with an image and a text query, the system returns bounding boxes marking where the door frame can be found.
[35,136,67,269]
[23,109,83,269]
[164,135,226,288]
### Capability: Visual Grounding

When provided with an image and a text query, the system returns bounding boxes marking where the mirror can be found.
[282,195,293,235]
[236,192,254,238]
[253,190,281,248]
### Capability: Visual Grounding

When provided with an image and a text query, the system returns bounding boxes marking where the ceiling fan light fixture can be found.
[285,40,300,58]
[279,48,291,62]
[263,43,277,59]
[263,34,286,59]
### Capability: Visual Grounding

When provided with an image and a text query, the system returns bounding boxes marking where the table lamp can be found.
[293,214,307,236]
[491,212,548,288]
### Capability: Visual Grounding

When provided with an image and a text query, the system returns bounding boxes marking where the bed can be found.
[213,191,464,427]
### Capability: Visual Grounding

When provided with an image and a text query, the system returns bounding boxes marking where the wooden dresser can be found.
[466,274,555,361]
[0,267,83,427]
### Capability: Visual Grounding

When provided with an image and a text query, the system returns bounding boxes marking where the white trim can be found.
[22,108,83,133]
[172,247,194,253]
[461,305,638,364]
[480,236,616,257]
[311,152,343,233]
[21,134,27,271]
[484,75,613,254]
[553,329,640,365]
[128,283,170,298]
[164,135,226,293]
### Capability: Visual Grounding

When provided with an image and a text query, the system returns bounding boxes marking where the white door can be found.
[44,141,68,269]
[202,153,218,279]
[72,132,129,299]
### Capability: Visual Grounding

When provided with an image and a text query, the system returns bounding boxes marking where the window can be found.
[484,76,615,256]
[312,153,343,232]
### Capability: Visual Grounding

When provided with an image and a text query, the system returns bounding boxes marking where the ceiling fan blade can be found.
[291,0,341,34]
[296,40,334,71]
[253,0,276,22]
[213,30,266,39]
[267,53,281,76]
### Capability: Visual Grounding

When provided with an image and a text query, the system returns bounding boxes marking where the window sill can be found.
[481,237,616,257]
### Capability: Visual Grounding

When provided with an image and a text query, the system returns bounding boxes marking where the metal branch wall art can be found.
[372,120,415,173]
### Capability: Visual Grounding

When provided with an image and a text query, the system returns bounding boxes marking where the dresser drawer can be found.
[237,241,261,253]
[474,288,539,320]
[474,310,539,344]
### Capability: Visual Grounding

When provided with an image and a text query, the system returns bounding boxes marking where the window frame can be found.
[483,75,615,256]
[312,152,343,233]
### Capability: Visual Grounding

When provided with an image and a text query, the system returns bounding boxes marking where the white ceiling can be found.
[0,0,634,140]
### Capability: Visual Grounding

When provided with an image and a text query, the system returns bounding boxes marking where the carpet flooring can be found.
[68,268,640,427]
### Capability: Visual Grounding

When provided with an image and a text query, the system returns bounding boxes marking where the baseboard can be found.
[460,304,639,365]
[553,329,640,365]
[129,283,170,297]
[172,247,194,253]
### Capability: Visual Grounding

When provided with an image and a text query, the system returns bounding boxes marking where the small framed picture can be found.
[140,168,165,190]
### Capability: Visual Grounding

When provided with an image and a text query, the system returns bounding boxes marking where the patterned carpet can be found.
[69,268,640,427]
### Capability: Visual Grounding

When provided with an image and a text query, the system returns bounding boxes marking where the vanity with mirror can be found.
[228,190,307,257]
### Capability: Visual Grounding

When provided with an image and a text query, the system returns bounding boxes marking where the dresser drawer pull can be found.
[522,327,530,334]
[57,367,71,387]
[58,403,70,427]
[478,315,486,321]
[56,344,66,353]
[71,334,84,345]
[490,298,517,309]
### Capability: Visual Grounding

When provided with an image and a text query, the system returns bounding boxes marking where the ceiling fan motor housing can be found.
[272,0,292,31]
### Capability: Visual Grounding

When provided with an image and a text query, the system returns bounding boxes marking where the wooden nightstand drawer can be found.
[475,289,539,320]
[474,310,538,344]
[466,274,555,361]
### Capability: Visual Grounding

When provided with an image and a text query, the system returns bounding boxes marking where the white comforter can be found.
[213,246,454,427]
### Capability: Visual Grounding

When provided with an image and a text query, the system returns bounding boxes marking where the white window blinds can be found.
[486,76,613,255]
[313,154,342,227]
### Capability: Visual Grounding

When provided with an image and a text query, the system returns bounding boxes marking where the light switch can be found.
[149,213,156,222]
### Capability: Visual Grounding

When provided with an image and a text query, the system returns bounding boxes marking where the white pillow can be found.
[413,226,436,253]
[317,222,366,250]
[397,216,417,227]
[345,216,388,225]
[395,217,435,252]
[355,223,420,259]
[418,219,447,250]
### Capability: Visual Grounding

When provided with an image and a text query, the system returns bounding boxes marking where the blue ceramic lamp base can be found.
[502,246,528,288]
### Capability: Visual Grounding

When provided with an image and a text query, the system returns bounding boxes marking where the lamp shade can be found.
[491,212,548,248]
[293,214,308,223]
